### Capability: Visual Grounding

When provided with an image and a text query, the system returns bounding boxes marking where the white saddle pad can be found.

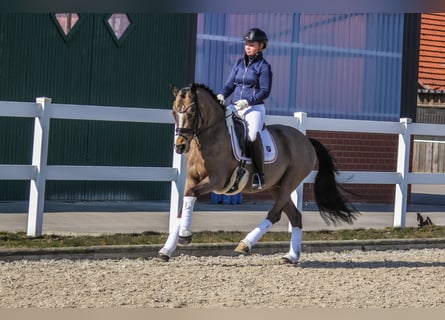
[228,126,278,164]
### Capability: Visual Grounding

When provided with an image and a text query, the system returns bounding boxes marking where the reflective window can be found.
[54,13,79,36]
[107,14,131,40]
[195,13,404,121]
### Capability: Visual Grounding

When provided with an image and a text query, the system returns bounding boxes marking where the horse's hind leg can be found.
[281,198,303,264]
[234,188,286,255]
[234,218,274,254]
[234,187,303,264]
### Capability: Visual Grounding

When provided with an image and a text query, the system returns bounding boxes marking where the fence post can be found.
[169,135,186,233]
[393,117,412,228]
[27,97,51,236]
[291,112,308,214]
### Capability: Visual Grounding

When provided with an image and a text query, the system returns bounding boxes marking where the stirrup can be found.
[252,173,264,189]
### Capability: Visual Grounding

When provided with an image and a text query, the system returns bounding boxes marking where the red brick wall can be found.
[240,131,399,204]
[302,131,398,204]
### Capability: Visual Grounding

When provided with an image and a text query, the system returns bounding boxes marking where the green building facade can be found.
[0,13,196,200]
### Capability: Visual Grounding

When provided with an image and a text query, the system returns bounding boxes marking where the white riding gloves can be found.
[234,99,249,111]
[216,94,225,105]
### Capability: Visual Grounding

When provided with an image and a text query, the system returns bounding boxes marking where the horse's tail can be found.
[309,138,359,225]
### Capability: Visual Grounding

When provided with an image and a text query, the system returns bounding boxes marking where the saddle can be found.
[225,108,277,164]
[213,108,277,196]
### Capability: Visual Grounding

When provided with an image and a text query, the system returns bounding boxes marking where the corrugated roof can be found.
[419,13,445,90]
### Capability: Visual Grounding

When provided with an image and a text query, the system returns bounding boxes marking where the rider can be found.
[217,27,272,189]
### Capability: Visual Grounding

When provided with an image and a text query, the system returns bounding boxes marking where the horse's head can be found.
[171,83,224,154]
[171,83,200,154]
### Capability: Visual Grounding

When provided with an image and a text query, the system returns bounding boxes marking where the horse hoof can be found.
[178,235,192,245]
[280,256,293,264]
[234,241,250,255]
[155,253,170,262]
[280,253,300,265]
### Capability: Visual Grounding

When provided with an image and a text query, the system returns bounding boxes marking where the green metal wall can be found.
[0,13,196,200]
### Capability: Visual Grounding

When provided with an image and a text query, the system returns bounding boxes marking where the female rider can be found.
[217,27,272,189]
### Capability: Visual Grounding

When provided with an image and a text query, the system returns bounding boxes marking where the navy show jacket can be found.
[220,52,272,106]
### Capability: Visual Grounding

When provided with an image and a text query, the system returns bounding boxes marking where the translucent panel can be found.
[195,13,404,121]
[54,13,79,36]
[107,13,131,40]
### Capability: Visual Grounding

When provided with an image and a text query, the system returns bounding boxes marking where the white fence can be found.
[1,98,444,236]
[0,98,186,236]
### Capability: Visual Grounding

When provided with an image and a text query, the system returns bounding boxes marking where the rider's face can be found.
[244,41,263,57]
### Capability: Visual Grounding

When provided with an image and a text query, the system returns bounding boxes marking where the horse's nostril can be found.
[175,144,186,154]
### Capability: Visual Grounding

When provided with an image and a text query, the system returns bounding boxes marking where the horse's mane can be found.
[191,83,218,100]
[178,83,214,98]
[188,83,225,112]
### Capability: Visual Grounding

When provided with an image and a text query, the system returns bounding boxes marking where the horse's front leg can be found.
[177,195,196,245]
[178,176,220,245]
[157,196,197,261]
[158,177,216,261]
[158,216,180,261]
[158,195,197,261]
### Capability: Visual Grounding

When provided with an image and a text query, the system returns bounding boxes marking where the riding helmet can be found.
[243,28,268,48]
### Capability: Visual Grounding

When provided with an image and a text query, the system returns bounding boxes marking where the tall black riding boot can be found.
[250,133,265,189]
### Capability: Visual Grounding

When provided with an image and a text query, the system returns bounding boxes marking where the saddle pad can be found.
[229,126,277,164]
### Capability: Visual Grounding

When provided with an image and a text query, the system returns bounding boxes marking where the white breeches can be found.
[236,104,265,142]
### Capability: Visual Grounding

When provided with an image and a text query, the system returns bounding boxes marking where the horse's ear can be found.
[170,83,179,97]
[190,82,197,95]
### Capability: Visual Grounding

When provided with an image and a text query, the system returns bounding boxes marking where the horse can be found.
[158,83,359,264]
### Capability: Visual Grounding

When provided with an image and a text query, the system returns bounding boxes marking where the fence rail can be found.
[1,98,444,236]
[0,98,185,236]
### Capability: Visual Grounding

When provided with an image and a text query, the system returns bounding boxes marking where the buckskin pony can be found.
[158,83,359,264]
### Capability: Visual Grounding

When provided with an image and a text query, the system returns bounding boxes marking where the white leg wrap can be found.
[179,196,196,237]
[159,218,180,257]
[242,219,273,248]
[283,227,302,264]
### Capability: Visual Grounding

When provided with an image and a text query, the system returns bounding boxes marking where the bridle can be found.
[174,87,224,145]
[174,100,201,141]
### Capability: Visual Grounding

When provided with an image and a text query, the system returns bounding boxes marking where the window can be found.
[53,13,80,40]
[195,13,404,121]
[106,13,132,44]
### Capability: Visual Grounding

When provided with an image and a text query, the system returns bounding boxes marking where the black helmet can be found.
[243,28,268,48]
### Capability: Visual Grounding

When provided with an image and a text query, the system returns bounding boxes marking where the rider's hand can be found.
[234,99,249,110]
[216,94,225,105]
